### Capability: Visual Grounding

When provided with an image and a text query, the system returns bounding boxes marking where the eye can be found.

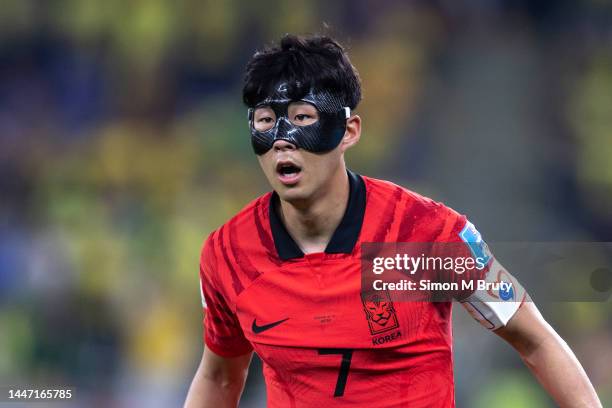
[294,114,311,121]
[287,102,319,126]
[253,107,276,131]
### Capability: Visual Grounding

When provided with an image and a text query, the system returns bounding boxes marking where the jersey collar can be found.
[269,170,366,260]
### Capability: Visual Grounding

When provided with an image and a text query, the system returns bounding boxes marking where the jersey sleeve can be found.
[438,214,527,330]
[199,235,253,357]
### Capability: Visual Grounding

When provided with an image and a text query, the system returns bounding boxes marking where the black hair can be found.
[242,34,362,109]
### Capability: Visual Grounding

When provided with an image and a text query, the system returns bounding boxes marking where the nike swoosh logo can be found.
[252,317,289,334]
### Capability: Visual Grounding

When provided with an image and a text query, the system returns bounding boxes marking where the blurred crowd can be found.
[0,1,610,407]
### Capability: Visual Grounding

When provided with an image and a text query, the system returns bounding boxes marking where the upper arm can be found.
[184,345,253,408]
[200,345,253,384]
[457,256,527,330]
[446,217,527,330]
[199,235,253,357]
[493,299,555,355]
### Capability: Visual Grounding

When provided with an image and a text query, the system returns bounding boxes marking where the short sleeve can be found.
[199,236,253,357]
[432,214,491,301]
[440,216,527,330]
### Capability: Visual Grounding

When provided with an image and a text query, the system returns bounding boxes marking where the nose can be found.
[273,139,297,152]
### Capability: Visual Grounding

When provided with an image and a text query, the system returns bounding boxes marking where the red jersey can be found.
[199,171,487,407]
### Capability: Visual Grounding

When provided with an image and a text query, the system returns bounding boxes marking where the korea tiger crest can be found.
[361,289,400,335]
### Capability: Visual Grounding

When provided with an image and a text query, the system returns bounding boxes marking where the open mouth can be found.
[276,161,302,184]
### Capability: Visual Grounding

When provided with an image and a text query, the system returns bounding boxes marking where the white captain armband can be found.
[199,276,207,308]
[460,258,526,330]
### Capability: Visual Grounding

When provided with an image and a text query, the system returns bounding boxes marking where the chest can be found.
[233,256,451,350]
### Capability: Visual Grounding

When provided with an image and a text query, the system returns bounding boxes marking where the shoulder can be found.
[362,175,458,216]
[361,175,467,242]
[200,192,272,268]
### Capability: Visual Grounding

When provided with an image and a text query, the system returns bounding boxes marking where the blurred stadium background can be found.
[0,1,611,407]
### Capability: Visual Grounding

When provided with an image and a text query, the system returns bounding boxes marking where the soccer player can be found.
[184,35,601,407]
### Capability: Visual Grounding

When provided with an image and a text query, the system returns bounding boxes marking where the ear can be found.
[339,114,361,153]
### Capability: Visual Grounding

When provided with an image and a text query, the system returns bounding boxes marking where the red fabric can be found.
[198,176,484,407]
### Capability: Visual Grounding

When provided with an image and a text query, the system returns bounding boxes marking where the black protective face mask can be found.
[248,83,350,155]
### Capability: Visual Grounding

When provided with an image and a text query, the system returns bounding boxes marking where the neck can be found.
[278,166,350,254]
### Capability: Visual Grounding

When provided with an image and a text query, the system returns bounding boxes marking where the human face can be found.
[256,102,345,203]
